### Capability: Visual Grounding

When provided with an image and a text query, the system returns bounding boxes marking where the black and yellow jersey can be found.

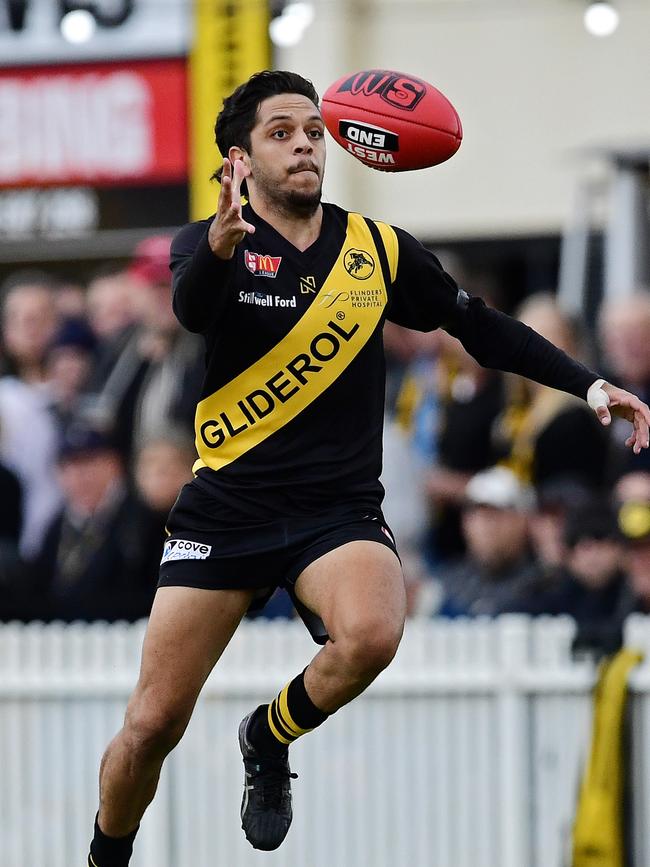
[171,202,596,523]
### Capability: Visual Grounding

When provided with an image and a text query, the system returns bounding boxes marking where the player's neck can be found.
[249,196,323,252]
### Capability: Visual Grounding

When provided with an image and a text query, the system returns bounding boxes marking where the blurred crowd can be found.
[1,236,650,656]
[0,236,202,623]
[382,279,650,656]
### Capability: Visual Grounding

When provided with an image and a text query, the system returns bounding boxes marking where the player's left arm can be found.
[385,226,650,454]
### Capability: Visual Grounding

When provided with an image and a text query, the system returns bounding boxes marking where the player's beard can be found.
[249,159,323,218]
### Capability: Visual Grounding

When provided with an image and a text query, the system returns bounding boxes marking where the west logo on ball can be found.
[337,70,425,111]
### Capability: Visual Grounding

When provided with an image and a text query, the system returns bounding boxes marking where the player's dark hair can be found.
[211,70,320,183]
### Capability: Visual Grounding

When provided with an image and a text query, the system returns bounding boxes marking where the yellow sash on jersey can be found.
[193,213,399,473]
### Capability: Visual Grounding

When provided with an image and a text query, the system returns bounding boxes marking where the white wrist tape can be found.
[587,378,610,411]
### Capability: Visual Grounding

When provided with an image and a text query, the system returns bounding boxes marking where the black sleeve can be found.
[448,297,598,400]
[387,226,598,401]
[386,226,462,331]
[170,219,235,333]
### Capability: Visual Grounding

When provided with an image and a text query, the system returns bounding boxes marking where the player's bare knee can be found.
[338,617,404,676]
[123,698,190,760]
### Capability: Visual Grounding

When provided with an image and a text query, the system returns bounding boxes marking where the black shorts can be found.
[157,480,400,644]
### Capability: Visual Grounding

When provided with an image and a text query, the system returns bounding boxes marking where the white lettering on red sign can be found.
[0,72,152,183]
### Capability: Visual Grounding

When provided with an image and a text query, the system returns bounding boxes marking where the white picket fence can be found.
[2,615,650,867]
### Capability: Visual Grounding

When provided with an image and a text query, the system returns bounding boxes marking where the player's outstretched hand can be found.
[587,380,650,455]
[208,158,255,260]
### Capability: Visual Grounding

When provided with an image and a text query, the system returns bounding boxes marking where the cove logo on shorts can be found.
[161,539,212,564]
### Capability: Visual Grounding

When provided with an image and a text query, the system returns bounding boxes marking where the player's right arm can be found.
[171,159,255,333]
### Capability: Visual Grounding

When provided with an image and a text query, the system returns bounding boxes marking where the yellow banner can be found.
[193,214,397,472]
[572,647,644,867]
[189,0,271,221]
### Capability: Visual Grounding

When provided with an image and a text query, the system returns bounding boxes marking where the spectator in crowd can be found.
[598,292,650,475]
[617,497,650,616]
[610,472,650,621]
[0,272,63,557]
[127,430,197,593]
[381,388,434,616]
[0,270,61,382]
[133,431,194,535]
[84,265,141,397]
[425,328,506,561]
[434,465,538,617]
[614,469,650,507]
[28,423,160,622]
[83,237,204,460]
[506,501,629,655]
[381,321,444,612]
[86,266,140,341]
[45,317,97,430]
[527,475,593,579]
[494,293,609,490]
[54,278,87,320]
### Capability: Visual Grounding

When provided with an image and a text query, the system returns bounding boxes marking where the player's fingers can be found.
[625,412,642,454]
[634,409,650,453]
[231,159,247,207]
[217,159,233,210]
[638,399,650,431]
[221,157,232,182]
[595,406,611,426]
[228,211,255,235]
[228,161,255,233]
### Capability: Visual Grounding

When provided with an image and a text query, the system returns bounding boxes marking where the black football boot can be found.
[238,707,297,851]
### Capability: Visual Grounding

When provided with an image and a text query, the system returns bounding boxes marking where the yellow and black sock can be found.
[88,814,138,867]
[249,670,328,756]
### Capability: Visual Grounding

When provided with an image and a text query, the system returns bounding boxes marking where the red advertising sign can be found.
[0,59,188,187]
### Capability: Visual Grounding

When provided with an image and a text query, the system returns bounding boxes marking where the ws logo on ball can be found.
[336,70,426,111]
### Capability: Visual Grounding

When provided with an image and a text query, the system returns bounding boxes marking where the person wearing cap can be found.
[27,423,160,622]
[45,316,97,430]
[434,466,539,617]
[527,475,594,578]
[505,501,629,655]
[617,496,650,617]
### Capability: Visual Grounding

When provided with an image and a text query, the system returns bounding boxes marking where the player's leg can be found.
[239,540,404,850]
[297,539,406,709]
[251,539,404,735]
[88,584,255,867]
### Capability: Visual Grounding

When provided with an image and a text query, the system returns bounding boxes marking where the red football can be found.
[321,69,462,172]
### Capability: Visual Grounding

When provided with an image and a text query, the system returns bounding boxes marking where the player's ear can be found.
[229,146,250,172]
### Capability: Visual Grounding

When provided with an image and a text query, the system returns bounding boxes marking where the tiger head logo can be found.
[344,249,375,280]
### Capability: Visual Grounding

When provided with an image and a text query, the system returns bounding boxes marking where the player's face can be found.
[240,93,326,216]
